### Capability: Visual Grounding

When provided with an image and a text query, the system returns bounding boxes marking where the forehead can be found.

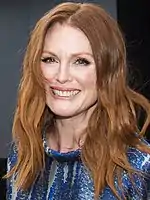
[43,23,93,54]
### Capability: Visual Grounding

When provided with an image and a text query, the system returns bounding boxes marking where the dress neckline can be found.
[43,131,81,162]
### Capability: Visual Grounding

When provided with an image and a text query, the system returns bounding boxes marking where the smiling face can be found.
[41,23,97,118]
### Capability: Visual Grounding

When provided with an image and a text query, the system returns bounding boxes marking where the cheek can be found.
[41,68,52,94]
[41,66,54,83]
[79,71,97,89]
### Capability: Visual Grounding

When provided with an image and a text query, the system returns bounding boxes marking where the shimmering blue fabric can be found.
[7,138,150,200]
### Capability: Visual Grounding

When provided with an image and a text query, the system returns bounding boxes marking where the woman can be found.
[6,2,150,200]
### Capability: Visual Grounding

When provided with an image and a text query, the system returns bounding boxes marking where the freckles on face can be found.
[40,23,97,117]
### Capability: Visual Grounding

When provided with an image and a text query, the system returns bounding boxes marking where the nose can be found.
[55,64,72,83]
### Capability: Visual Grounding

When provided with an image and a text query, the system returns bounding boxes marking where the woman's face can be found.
[41,23,97,117]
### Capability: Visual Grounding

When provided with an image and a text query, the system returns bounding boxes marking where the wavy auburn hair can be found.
[6,2,150,199]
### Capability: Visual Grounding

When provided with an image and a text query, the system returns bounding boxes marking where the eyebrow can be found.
[42,50,93,58]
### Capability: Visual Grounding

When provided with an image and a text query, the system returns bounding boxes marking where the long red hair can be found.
[6,2,150,199]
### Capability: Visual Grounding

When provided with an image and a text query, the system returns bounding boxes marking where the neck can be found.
[47,104,96,153]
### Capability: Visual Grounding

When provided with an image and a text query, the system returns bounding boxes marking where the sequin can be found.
[7,139,150,200]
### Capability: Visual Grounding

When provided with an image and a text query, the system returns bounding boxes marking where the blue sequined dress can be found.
[7,137,150,200]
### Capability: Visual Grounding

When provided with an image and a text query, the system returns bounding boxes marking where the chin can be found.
[48,105,75,117]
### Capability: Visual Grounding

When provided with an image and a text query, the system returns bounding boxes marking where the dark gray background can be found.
[0,0,117,158]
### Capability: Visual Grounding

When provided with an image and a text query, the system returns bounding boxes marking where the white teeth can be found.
[52,89,79,97]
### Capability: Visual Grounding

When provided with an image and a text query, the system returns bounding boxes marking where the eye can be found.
[41,56,58,64]
[74,58,91,66]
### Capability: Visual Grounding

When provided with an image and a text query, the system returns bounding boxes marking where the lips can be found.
[50,87,80,97]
